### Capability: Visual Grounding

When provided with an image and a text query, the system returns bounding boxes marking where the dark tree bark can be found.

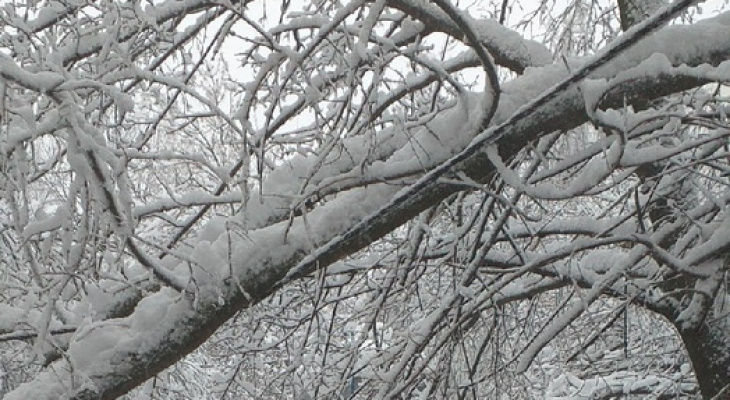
[680,319,730,399]
[618,1,730,397]
[3,1,730,398]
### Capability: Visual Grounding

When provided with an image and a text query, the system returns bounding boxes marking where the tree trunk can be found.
[678,318,730,399]
[616,1,730,397]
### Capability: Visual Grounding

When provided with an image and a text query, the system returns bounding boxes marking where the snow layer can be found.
[8,7,730,400]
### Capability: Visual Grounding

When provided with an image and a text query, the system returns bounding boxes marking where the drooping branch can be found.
[5,3,730,399]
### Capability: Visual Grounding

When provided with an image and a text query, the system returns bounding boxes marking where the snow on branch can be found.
[3,1,730,399]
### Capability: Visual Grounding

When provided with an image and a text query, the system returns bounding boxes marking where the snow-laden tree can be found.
[1,0,729,398]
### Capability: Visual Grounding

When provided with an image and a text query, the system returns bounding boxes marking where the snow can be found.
[683,213,730,266]
[68,288,188,373]
[112,90,135,114]
[196,216,228,243]
[486,134,623,200]
[5,288,192,399]
[69,319,132,369]
[471,16,553,67]
[546,371,679,399]
[20,207,70,239]
[3,369,71,400]
[6,3,730,399]
[240,96,470,230]
[0,305,28,333]
[133,192,242,218]
[31,3,69,31]
[516,248,638,373]
[0,53,64,92]
[195,9,730,245]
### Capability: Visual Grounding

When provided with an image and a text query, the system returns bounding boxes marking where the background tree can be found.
[0,0,729,398]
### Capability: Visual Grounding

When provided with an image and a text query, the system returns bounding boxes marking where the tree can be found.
[0,0,729,398]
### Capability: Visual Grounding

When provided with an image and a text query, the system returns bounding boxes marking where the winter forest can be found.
[1,0,730,398]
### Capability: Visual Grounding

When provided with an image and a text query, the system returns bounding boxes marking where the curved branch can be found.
[7,5,730,398]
